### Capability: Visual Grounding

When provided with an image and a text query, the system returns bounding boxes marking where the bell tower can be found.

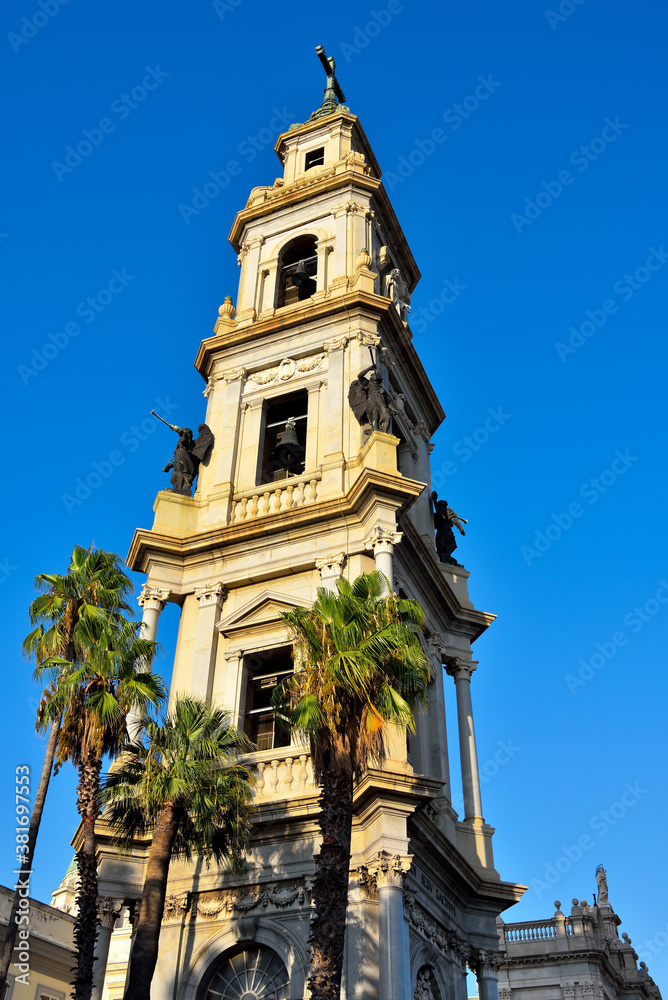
[98,52,525,1000]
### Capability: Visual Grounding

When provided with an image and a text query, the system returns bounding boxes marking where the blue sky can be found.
[2,0,667,987]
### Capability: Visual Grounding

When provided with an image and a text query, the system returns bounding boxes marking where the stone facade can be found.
[51,98,526,999]
[497,875,662,1000]
[0,886,75,1000]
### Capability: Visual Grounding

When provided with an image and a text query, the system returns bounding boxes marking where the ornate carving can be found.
[246,354,325,390]
[137,584,170,613]
[582,983,595,997]
[445,657,477,682]
[364,525,402,556]
[366,851,412,890]
[163,894,190,921]
[220,366,248,383]
[470,949,500,978]
[560,984,576,1000]
[498,989,512,1000]
[323,334,349,352]
[195,880,306,919]
[427,633,446,658]
[315,552,346,579]
[403,893,468,965]
[203,376,216,398]
[96,896,121,929]
[356,864,378,900]
[195,582,227,608]
[414,968,439,1000]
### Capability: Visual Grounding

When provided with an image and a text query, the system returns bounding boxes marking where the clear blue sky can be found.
[2,0,667,987]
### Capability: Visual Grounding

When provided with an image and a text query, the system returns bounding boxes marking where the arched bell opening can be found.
[276,235,318,307]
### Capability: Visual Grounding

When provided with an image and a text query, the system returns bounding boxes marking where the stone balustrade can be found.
[231,476,320,524]
[504,919,572,943]
[249,752,317,801]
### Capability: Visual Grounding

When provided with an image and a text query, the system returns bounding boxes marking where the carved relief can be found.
[195,880,307,919]
[245,354,325,390]
[414,967,440,1000]
[163,895,190,922]
[137,585,170,613]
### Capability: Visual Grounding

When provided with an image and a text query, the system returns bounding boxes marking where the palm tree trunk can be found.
[124,802,179,1000]
[73,755,103,1000]
[308,759,354,1000]
[0,718,61,997]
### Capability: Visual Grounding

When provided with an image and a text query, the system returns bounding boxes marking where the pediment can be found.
[217,589,310,638]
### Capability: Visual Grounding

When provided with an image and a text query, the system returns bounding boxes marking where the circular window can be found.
[205,946,290,1000]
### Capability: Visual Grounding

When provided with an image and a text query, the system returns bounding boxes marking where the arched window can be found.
[204,945,290,1000]
[276,235,318,307]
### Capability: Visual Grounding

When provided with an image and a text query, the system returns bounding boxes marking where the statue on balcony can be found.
[348,365,392,433]
[431,491,468,565]
[152,411,213,496]
[596,866,608,904]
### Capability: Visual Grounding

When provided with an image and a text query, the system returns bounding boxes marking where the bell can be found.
[280,422,300,448]
[272,417,305,473]
[291,260,316,300]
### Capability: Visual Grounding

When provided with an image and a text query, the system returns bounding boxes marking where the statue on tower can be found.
[431,491,468,565]
[349,365,392,433]
[152,411,213,496]
[596,865,609,904]
[310,45,346,120]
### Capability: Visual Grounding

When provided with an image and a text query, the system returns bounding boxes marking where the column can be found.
[91,897,122,1000]
[315,553,346,592]
[128,585,169,740]
[426,634,451,788]
[363,525,402,592]
[445,658,483,821]
[305,382,323,472]
[137,584,170,643]
[368,852,412,1000]
[214,368,247,489]
[237,397,266,491]
[321,337,347,494]
[191,583,227,702]
[471,950,500,1000]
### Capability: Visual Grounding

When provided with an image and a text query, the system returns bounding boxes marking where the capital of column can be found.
[470,949,500,979]
[315,552,346,579]
[220,366,247,383]
[195,582,228,608]
[364,525,403,556]
[368,851,412,890]
[445,657,478,682]
[427,632,447,659]
[137,584,170,613]
[323,334,349,353]
[96,896,122,929]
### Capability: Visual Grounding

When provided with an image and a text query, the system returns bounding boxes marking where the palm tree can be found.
[272,570,430,1000]
[0,546,134,999]
[101,696,254,1000]
[36,620,165,1000]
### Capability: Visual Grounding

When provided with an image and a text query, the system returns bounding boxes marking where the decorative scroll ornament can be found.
[315,552,346,578]
[246,354,325,389]
[96,896,122,929]
[195,582,228,608]
[364,525,403,556]
[137,584,170,613]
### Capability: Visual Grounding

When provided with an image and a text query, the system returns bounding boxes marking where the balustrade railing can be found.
[505,921,559,943]
[249,752,317,800]
[231,477,320,524]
